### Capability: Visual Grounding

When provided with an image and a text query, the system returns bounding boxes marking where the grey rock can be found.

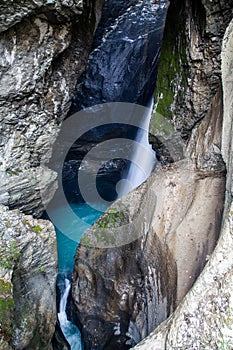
[152,0,233,139]
[0,0,104,216]
[72,192,177,349]
[0,205,57,349]
[186,87,226,173]
[71,2,230,349]
[0,0,84,33]
[132,18,233,350]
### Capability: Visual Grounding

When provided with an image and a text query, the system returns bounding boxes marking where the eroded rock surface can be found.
[72,196,177,349]
[0,205,57,350]
[152,0,232,139]
[132,17,233,350]
[71,2,230,349]
[0,0,104,216]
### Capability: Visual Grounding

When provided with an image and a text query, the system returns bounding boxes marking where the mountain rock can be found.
[0,0,104,216]
[132,16,233,350]
[0,205,57,350]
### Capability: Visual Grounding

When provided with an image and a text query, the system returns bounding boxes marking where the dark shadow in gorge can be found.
[63,1,176,350]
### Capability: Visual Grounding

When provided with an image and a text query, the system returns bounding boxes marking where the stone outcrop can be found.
[0,0,104,216]
[71,0,169,112]
[152,0,232,140]
[132,17,233,350]
[0,1,104,349]
[72,184,177,350]
[71,1,232,349]
[0,205,57,350]
[72,108,225,349]
[0,0,232,349]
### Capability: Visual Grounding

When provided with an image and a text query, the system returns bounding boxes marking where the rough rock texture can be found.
[72,1,231,349]
[0,2,105,349]
[72,113,225,349]
[71,72,226,348]
[132,17,233,350]
[152,0,232,139]
[0,0,104,216]
[0,205,57,350]
[72,184,177,350]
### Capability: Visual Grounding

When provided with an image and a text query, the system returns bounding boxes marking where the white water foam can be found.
[117,99,156,197]
[58,278,83,350]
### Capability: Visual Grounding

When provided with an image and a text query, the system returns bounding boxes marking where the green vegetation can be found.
[152,0,188,123]
[93,208,127,244]
[0,280,11,295]
[4,219,11,228]
[6,169,21,176]
[93,228,116,245]
[32,225,42,233]
[150,111,175,139]
[22,220,43,234]
[82,207,128,246]
[96,208,126,230]
[82,235,91,246]
[0,239,20,269]
[0,279,14,342]
[30,265,46,274]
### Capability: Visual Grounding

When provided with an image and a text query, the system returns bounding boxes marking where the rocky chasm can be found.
[0,1,233,350]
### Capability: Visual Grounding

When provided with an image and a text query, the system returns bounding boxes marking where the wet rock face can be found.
[133,20,233,350]
[0,0,104,216]
[71,0,169,113]
[153,0,233,139]
[72,228,177,350]
[0,205,57,350]
[71,1,230,349]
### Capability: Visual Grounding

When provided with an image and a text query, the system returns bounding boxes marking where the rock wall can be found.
[72,1,232,349]
[0,0,104,349]
[72,110,225,349]
[0,0,104,217]
[133,18,233,349]
[153,0,232,140]
[72,184,177,350]
[0,205,57,350]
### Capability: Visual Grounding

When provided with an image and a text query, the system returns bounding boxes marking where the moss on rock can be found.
[152,0,188,124]
[0,279,14,343]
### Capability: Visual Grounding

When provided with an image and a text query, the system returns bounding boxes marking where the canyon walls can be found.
[0,0,232,349]
[0,0,104,348]
[0,206,57,350]
[72,1,232,349]
[133,17,233,350]
[0,0,103,217]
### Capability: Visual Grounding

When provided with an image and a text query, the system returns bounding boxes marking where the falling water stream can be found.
[58,279,82,349]
[49,0,169,348]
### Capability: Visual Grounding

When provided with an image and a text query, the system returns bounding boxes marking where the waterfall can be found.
[117,99,156,197]
[58,278,82,350]
[50,0,169,348]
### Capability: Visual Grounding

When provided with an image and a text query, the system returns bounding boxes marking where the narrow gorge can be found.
[0,1,232,350]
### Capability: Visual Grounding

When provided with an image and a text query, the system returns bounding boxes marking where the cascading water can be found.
[117,99,155,196]
[58,279,82,349]
[48,0,169,349]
